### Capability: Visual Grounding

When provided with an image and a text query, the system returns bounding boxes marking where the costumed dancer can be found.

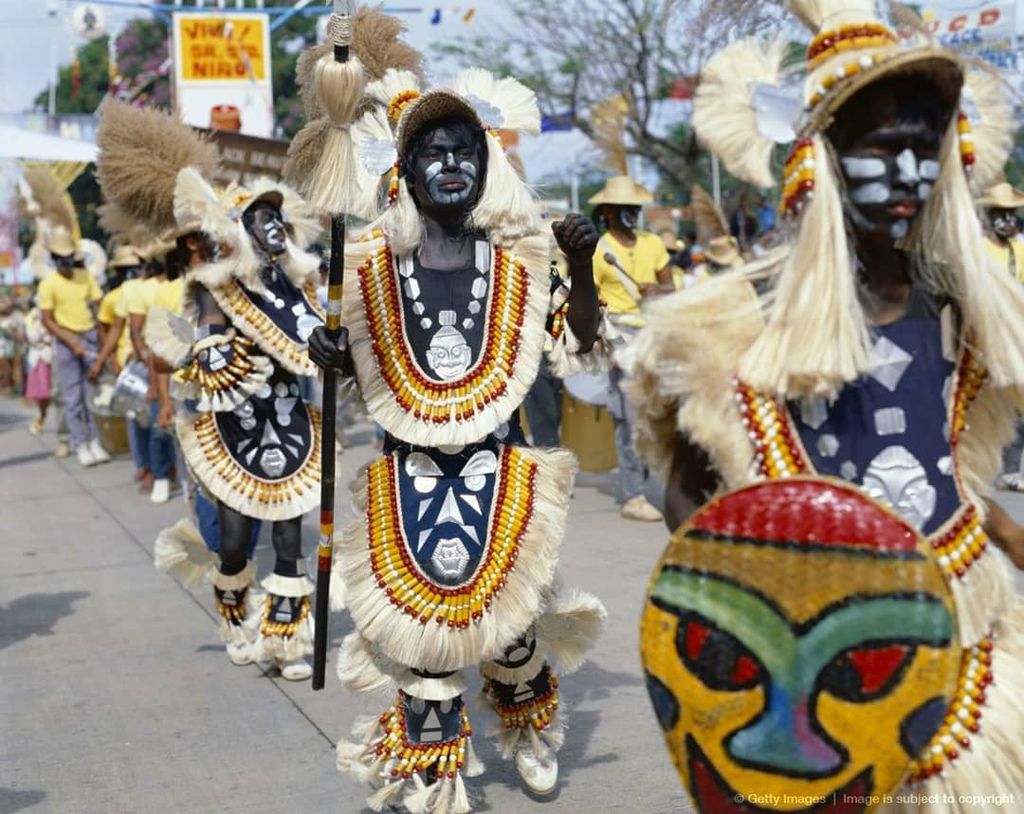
[95,99,325,680]
[288,7,607,809]
[622,1,1024,812]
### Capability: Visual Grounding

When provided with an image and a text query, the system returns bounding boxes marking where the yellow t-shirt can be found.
[37,269,102,332]
[984,237,1024,283]
[98,288,133,367]
[592,231,670,316]
[153,277,185,315]
[114,278,142,320]
[127,277,161,317]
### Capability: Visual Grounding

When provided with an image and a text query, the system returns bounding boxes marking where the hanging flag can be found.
[430,8,442,24]
[665,77,698,100]
[541,112,574,132]
[463,7,476,22]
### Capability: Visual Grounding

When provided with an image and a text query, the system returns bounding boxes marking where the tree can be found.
[439,0,784,194]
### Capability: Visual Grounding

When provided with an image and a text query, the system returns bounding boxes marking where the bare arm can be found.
[40,309,85,356]
[664,434,720,532]
[129,313,148,362]
[552,213,601,349]
[90,316,127,380]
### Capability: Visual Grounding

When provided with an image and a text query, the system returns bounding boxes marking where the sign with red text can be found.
[172,12,274,138]
[922,3,1018,71]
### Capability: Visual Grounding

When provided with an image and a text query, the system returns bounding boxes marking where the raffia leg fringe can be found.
[336,696,477,814]
[153,517,217,588]
[252,594,314,663]
[211,562,259,646]
[880,611,1024,813]
[534,590,607,676]
[483,667,564,762]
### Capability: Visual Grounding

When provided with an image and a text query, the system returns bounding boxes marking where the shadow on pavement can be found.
[0,591,90,651]
[0,451,53,471]
[0,788,46,813]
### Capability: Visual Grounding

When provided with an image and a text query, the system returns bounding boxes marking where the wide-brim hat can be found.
[659,230,685,252]
[589,176,654,207]
[45,225,79,259]
[806,50,963,135]
[139,231,178,264]
[977,182,1024,211]
[705,235,741,267]
[109,244,143,268]
[396,90,483,157]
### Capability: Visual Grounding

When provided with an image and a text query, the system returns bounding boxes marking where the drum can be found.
[560,387,617,473]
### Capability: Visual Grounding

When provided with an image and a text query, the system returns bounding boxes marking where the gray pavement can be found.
[0,398,692,814]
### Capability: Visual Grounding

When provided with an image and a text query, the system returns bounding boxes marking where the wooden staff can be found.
[313,0,355,692]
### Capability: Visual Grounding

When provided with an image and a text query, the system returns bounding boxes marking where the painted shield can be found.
[641,477,961,813]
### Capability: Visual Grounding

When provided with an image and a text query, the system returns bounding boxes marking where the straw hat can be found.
[45,225,78,259]
[109,244,143,268]
[977,182,1024,211]
[705,235,741,268]
[659,230,685,252]
[589,176,654,208]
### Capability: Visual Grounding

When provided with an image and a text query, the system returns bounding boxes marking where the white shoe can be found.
[150,479,171,504]
[515,746,558,795]
[279,658,313,681]
[76,445,97,467]
[226,640,254,666]
[620,495,664,522]
[89,438,111,464]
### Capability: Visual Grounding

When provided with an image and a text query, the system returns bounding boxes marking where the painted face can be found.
[425,325,472,381]
[246,205,288,257]
[615,206,642,231]
[641,479,960,814]
[51,253,76,277]
[839,130,941,240]
[988,208,1021,240]
[410,125,482,211]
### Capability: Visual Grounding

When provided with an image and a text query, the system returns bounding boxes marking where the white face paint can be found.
[839,156,886,179]
[849,182,891,205]
[919,160,940,181]
[895,148,921,185]
[916,183,932,202]
[890,219,909,239]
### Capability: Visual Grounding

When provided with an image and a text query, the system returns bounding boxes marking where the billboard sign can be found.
[922,3,1018,72]
[172,12,274,138]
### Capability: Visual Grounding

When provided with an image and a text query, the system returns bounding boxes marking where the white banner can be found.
[922,3,1018,71]
[172,12,274,139]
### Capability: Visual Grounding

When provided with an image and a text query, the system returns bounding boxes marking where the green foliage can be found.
[33,35,111,115]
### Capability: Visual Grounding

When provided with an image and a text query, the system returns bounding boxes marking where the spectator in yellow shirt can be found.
[978,182,1024,282]
[589,176,674,522]
[91,245,145,379]
[37,226,111,468]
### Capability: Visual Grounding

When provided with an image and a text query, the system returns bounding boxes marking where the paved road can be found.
[0,398,691,814]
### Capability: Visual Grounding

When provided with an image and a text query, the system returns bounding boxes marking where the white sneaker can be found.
[515,746,558,795]
[76,445,97,467]
[279,658,313,681]
[89,438,111,464]
[150,479,171,504]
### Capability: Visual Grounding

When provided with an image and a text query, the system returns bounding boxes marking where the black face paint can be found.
[51,253,76,277]
[989,208,1021,240]
[616,206,642,231]
[838,122,942,240]
[407,122,484,213]
[245,205,288,257]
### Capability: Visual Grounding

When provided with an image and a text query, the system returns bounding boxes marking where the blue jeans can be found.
[148,401,176,479]
[195,492,261,556]
[130,417,151,471]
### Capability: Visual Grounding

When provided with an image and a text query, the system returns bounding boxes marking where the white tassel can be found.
[308,56,367,215]
[367,780,405,812]
[153,518,217,587]
[535,590,607,676]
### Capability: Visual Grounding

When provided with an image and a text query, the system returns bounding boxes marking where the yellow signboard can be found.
[175,14,268,82]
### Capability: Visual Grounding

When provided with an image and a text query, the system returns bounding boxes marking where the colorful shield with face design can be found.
[641,478,961,813]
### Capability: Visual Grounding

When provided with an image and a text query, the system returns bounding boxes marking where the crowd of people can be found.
[7,0,1024,812]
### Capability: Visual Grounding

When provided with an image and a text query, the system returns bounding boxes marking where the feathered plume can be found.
[693,37,791,189]
[21,165,76,233]
[962,65,1015,193]
[448,68,541,135]
[296,7,425,119]
[691,185,729,246]
[97,201,151,249]
[96,99,219,233]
